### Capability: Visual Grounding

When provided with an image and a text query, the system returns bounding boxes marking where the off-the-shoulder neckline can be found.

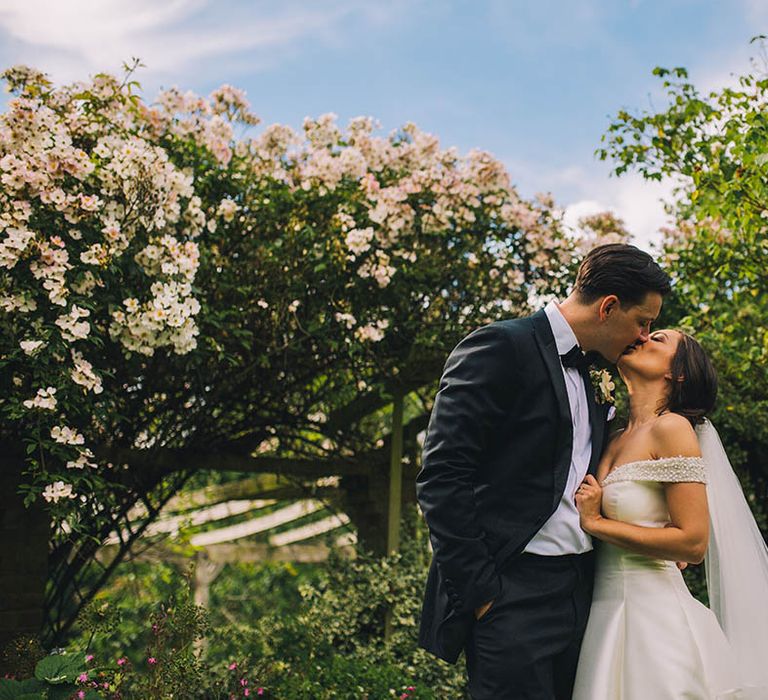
[600,455,704,486]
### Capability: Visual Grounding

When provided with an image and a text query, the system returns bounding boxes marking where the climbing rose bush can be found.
[1,63,580,538]
[0,66,209,528]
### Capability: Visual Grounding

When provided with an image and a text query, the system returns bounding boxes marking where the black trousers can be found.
[465,551,595,700]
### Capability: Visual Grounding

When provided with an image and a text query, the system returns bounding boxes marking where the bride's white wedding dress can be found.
[572,453,766,700]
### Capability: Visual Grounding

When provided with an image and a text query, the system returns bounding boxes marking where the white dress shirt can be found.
[524,300,593,555]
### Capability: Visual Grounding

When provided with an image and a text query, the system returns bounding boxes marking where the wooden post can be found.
[385,391,404,642]
[191,551,223,656]
[386,392,404,555]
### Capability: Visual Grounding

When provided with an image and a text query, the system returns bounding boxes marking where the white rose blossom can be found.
[23,387,57,410]
[42,481,76,503]
[67,448,97,470]
[20,339,44,355]
[355,319,389,343]
[216,198,240,222]
[50,425,85,445]
[70,350,103,394]
[55,305,91,342]
[334,312,356,329]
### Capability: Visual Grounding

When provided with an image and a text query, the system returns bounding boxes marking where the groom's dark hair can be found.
[575,243,671,306]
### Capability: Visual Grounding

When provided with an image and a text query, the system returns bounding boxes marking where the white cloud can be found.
[0,0,375,85]
[562,199,606,230]
[504,156,677,251]
[563,173,676,251]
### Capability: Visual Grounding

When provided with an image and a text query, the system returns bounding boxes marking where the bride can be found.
[572,329,768,699]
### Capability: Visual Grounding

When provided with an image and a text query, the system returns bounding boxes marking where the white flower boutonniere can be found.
[590,368,616,405]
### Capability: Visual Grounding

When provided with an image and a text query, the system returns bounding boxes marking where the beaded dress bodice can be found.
[599,457,707,571]
[601,456,707,488]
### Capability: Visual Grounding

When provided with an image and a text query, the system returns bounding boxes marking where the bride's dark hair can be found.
[659,332,718,426]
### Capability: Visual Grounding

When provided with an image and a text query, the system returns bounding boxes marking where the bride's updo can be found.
[659,332,718,426]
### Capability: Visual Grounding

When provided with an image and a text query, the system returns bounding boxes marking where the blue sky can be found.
[0,0,763,247]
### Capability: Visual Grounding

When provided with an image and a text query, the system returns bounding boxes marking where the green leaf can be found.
[34,653,85,684]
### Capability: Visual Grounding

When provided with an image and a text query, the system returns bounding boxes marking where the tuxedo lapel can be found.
[531,311,574,507]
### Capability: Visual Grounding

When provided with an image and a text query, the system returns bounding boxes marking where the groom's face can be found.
[601,291,663,363]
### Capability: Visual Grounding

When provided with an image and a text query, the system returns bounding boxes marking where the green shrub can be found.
[7,518,468,698]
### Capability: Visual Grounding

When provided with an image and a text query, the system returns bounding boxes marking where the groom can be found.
[415,243,671,699]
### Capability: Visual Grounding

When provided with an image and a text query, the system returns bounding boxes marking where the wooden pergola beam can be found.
[97,540,356,567]
[97,448,371,481]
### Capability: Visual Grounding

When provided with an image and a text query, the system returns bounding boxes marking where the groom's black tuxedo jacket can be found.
[415,310,611,664]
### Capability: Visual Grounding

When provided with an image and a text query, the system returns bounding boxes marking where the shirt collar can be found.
[544,300,579,356]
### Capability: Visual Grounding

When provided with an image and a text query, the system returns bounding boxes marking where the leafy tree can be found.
[598,46,768,527]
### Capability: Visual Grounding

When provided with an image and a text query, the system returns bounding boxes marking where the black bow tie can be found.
[560,345,596,371]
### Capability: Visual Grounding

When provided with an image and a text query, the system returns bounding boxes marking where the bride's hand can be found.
[575,474,603,532]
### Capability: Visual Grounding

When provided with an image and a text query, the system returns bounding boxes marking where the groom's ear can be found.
[598,294,620,320]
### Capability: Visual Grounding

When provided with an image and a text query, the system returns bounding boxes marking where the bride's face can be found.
[617,328,682,380]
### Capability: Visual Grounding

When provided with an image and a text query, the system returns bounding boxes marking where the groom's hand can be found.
[474,598,494,621]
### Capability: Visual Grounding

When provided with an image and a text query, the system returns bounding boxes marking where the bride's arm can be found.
[576,414,709,564]
[577,479,709,563]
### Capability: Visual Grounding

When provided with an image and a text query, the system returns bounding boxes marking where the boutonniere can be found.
[590,368,616,405]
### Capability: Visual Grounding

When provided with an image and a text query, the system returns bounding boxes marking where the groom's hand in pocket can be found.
[474,598,495,621]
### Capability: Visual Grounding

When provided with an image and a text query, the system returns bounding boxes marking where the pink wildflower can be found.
[148,656,157,665]
[116,657,127,666]
[257,690,264,696]
[244,690,250,697]
[77,692,85,699]
[85,654,94,663]
[240,677,248,686]
[228,662,238,670]
[77,673,88,682]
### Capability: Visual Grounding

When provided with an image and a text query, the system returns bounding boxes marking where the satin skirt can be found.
[572,543,751,700]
